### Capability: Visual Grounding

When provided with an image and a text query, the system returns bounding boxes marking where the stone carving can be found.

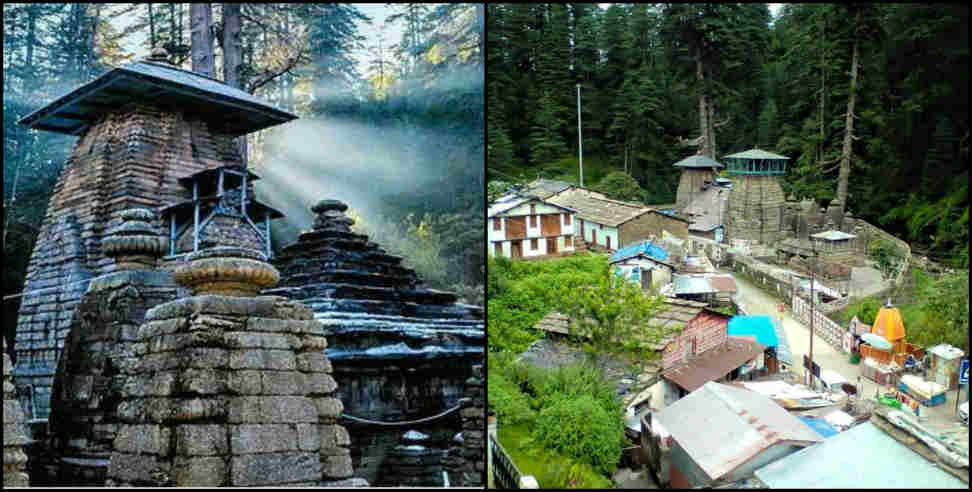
[101,208,164,270]
[172,247,280,297]
[107,247,361,486]
[267,199,484,485]
[380,430,444,486]
[4,339,31,487]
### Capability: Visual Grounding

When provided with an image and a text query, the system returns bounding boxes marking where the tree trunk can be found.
[696,48,713,158]
[707,99,717,159]
[836,11,861,209]
[190,3,214,77]
[148,4,156,48]
[221,3,245,166]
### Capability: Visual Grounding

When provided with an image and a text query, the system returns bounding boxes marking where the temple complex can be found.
[673,154,724,213]
[723,148,790,245]
[267,199,485,485]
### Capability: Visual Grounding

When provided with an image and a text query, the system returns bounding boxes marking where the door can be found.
[641,268,652,291]
[592,229,597,246]
[580,219,584,238]
[606,235,612,250]
[511,240,522,258]
[547,237,558,255]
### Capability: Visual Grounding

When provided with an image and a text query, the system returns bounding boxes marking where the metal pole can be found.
[577,83,583,188]
[808,248,815,388]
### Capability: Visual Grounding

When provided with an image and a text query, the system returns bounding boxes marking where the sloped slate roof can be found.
[19,60,296,136]
[547,188,650,227]
[522,178,573,199]
[723,148,790,160]
[673,154,725,168]
[655,381,821,485]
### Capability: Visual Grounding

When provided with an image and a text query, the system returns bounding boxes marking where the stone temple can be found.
[723,148,790,245]
[7,48,485,487]
[266,199,485,485]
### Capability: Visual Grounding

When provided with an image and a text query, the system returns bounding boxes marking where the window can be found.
[530,215,537,228]
[599,223,603,230]
[564,213,571,225]
[493,217,501,231]
[531,238,538,250]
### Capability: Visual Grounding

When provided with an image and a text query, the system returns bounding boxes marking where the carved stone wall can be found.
[14,104,245,421]
[725,176,785,244]
[4,339,31,487]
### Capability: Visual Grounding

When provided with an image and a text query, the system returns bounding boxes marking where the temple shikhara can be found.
[6,48,484,487]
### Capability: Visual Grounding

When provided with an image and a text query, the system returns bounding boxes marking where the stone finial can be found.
[147,46,171,63]
[103,208,164,270]
[310,199,354,233]
[172,247,279,296]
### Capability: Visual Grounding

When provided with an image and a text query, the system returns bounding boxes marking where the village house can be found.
[610,240,678,291]
[671,273,739,306]
[654,381,822,488]
[487,194,576,259]
[546,187,690,251]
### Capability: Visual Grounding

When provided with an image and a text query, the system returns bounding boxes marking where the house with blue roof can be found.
[609,240,678,291]
[728,315,793,375]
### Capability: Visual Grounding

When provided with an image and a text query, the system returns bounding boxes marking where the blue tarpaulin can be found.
[728,315,779,348]
[796,416,838,438]
[610,240,669,264]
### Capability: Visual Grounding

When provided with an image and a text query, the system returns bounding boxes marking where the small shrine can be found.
[159,165,283,258]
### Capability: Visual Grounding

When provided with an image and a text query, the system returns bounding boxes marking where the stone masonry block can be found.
[296,351,329,373]
[107,451,171,484]
[226,370,263,395]
[231,424,297,454]
[303,373,338,395]
[228,349,296,370]
[227,396,318,424]
[315,397,343,420]
[245,317,319,333]
[114,424,171,455]
[171,456,226,487]
[261,371,302,395]
[296,423,320,452]
[322,453,354,479]
[319,424,351,450]
[230,453,321,486]
[175,424,228,456]
[178,368,225,395]
[223,332,297,350]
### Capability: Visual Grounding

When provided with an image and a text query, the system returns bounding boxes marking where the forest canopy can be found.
[487,3,968,267]
[3,3,485,343]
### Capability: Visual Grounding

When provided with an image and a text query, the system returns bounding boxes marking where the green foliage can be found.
[593,171,644,203]
[868,239,905,280]
[499,424,614,489]
[534,394,625,476]
[487,180,512,204]
[487,371,536,426]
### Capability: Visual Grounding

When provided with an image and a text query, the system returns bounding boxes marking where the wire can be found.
[340,404,462,426]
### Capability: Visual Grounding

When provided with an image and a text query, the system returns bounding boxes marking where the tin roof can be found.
[723,148,790,161]
[486,196,574,218]
[811,230,857,241]
[662,338,767,393]
[728,316,778,348]
[673,154,724,168]
[655,381,822,484]
[610,240,669,264]
[796,416,838,438]
[754,422,966,489]
[708,275,738,293]
[546,188,651,227]
[18,60,296,136]
[674,275,717,295]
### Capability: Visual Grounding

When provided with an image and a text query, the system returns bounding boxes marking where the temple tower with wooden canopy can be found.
[12,48,296,421]
[673,154,724,213]
[723,148,790,245]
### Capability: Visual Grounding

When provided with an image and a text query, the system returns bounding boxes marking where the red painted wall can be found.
[662,311,729,370]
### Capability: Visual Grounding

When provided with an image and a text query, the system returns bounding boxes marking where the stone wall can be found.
[457,364,485,487]
[792,295,847,354]
[105,292,357,486]
[619,211,690,247]
[725,176,785,244]
[14,104,245,421]
[4,339,31,487]
[675,169,716,212]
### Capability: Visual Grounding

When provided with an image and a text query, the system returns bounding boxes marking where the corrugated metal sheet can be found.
[708,275,738,293]
[655,381,821,485]
[19,60,296,136]
[673,154,725,168]
[754,422,966,488]
[662,339,767,393]
[728,316,778,348]
[723,149,790,160]
[673,275,717,294]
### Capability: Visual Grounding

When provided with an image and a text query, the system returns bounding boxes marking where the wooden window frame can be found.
[493,217,501,231]
[530,215,537,228]
[564,213,571,225]
[531,238,539,250]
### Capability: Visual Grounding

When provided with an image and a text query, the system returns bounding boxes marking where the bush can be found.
[487,371,536,426]
[533,394,625,476]
[594,171,644,203]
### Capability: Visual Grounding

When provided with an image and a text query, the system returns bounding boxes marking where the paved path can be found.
[732,273,967,429]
